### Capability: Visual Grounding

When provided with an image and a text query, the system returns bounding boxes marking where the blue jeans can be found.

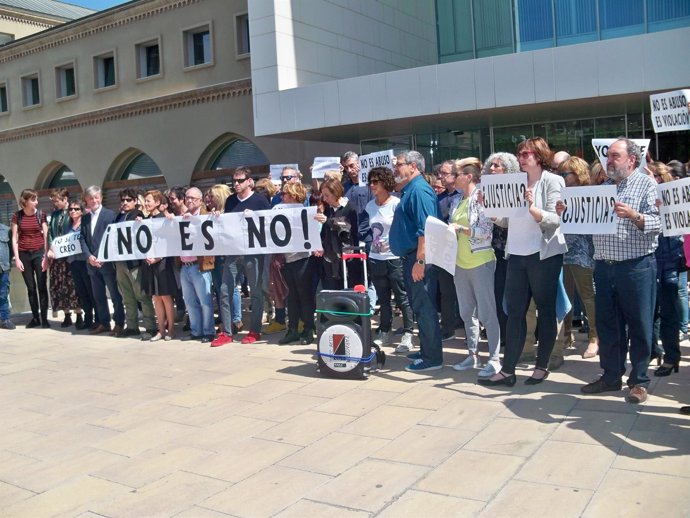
[222,256,264,333]
[654,269,682,364]
[88,263,124,328]
[0,270,10,320]
[180,263,215,337]
[594,255,656,388]
[679,270,688,333]
[402,252,442,365]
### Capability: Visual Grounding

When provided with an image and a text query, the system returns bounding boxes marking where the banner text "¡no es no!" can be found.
[96,206,322,261]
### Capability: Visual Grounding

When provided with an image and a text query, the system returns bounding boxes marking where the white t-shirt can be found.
[366,196,400,261]
[506,210,542,256]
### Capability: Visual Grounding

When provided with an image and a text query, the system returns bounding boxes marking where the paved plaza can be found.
[1,313,689,517]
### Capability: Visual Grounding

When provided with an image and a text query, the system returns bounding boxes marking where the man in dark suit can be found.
[78,185,125,335]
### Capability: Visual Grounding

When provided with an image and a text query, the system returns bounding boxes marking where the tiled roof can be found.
[0,0,96,21]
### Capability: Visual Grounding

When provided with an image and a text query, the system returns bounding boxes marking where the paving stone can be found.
[482,480,592,517]
[370,425,474,466]
[550,409,637,448]
[274,499,371,517]
[339,405,431,439]
[256,410,355,446]
[464,417,558,457]
[377,489,484,517]
[314,388,399,417]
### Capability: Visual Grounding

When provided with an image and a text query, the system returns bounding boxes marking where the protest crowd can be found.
[2,137,690,415]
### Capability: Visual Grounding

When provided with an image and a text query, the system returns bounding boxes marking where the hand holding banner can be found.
[658,177,690,237]
[424,216,457,275]
[479,173,528,218]
[560,185,618,235]
[51,232,82,259]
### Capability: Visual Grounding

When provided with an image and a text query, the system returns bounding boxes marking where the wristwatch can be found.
[416,259,425,265]
[635,213,642,222]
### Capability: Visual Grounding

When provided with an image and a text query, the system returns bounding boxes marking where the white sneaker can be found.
[452,355,481,371]
[374,330,391,346]
[478,360,501,379]
[395,332,415,353]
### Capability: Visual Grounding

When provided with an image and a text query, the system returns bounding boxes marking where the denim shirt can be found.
[0,223,10,272]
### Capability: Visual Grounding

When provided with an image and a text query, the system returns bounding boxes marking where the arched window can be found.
[210,139,268,169]
[48,165,80,188]
[122,153,162,179]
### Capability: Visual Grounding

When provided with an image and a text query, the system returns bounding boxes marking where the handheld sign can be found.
[650,89,690,133]
[269,163,299,182]
[358,150,395,186]
[560,185,618,235]
[96,207,321,261]
[592,139,650,170]
[311,157,340,179]
[658,176,690,237]
[424,216,457,275]
[479,172,528,218]
[51,232,82,259]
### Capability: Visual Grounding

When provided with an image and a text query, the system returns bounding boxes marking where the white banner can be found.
[424,216,457,275]
[480,172,528,218]
[50,232,82,259]
[96,207,322,262]
[650,89,690,133]
[658,176,690,237]
[560,185,618,235]
[311,157,340,179]
[269,163,299,182]
[358,150,395,186]
[592,138,650,170]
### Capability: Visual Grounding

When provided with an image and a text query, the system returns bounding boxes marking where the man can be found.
[390,150,443,372]
[551,151,570,171]
[270,166,301,207]
[0,220,15,330]
[78,185,125,335]
[435,159,463,340]
[167,186,188,216]
[214,166,269,346]
[166,186,188,324]
[178,187,216,343]
[580,138,660,404]
[114,188,156,338]
[341,151,374,283]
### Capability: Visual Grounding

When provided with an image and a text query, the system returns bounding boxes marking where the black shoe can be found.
[680,406,690,416]
[654,361,679,377]
[74,314,84,330]
[61,314,73,328]
[478,372,516,387]
[122,328,141,337]
[279,329,301,345]
[200,335,213,343]
[525,367,550,385]
[300,329,315,345]
[581,378,622,394]
[26,318,40,329]
[41,318,50,328]
[183,334,202,341]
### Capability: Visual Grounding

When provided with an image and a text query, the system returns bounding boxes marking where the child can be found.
[0,222,15,329]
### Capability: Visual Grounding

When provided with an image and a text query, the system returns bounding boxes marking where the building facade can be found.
[248,0,690,167]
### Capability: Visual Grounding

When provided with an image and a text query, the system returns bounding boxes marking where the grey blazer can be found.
[495,170,568,260]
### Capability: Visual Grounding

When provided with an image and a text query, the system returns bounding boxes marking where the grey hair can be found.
[84,185,102,198]
[401,150,425,173]
[615,137,642,169]
[340,151,359,163]
[482,152,520,175]
[186,186,202,199]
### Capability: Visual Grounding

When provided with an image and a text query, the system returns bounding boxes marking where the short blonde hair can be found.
[255,178,278,198]
[558,157,590,186]
[282,182,307,204]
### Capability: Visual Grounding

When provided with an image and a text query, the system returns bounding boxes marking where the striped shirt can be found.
[593,171,660,261]
[11,210,46,253]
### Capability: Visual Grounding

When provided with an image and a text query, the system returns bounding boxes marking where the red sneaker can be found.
[241,331,261,344]
[210,332,233,347]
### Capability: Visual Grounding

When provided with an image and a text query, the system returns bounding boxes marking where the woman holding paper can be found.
[449,158,501,378]
[479,137,567,387]
[65,198,96,331]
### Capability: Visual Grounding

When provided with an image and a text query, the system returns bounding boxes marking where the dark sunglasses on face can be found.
[68,207,81,212]
[121,197,134,203]
[233,177,249,184]
[281,176,294,182]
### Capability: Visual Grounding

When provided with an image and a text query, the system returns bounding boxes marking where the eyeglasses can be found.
[517,151,535,158]
[120,197,135,203]
[490,163,503,168]
[233,177,249,184]
[184,196,201,201]
[561,171,574,177]
[281,176,295,182]
[68,207,81,212]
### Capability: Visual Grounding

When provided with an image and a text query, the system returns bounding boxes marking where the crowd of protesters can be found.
[2,139,689,413]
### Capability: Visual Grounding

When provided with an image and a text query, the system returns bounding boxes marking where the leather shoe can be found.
[478,372,516,387]
[122,328,141,337]
[626,385,648,404]
[279,329,301,345]
[89,324,110,335]
[581,378,622,394]
[182,334,202,341]
[110,324,124,337]
[200,336,213,343]
[525,367,549,385]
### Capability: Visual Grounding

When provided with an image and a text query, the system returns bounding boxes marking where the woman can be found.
[277,182,319,345]
[11,189,49,328]
[315,179,358,290]
[65,199,96,330]
[481,152,520,348]
[479,137,567,386]
[449,158,501,378]
[649,162,683,376]
[365,166,415,352]
[46,188,82,328]
[555,157,598,359]
[140,190,178,341]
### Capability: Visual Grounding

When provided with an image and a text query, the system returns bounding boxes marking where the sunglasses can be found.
[68,207,81,212]
[517,151,535,158]
[281,176,295,182]
[120,197,135,203]
[233,177,249,184]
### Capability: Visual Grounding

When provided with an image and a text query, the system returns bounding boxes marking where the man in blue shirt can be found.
[390,150,443,372]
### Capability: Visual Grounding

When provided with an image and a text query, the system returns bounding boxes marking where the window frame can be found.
[234,12,250,60]
[55,60,78,101]
[93,49,118,91]
[182,21,214,70]
[0,81,9,115]
[20,71,42,110]
[135,36,163,82]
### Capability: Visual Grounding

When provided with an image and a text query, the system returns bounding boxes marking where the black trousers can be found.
[283,256,318,332]
[19,250,48,320]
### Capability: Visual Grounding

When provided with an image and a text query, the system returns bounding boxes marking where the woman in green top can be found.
[449,158,501,379]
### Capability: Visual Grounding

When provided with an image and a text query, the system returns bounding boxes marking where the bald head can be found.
[551,151,571,171]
